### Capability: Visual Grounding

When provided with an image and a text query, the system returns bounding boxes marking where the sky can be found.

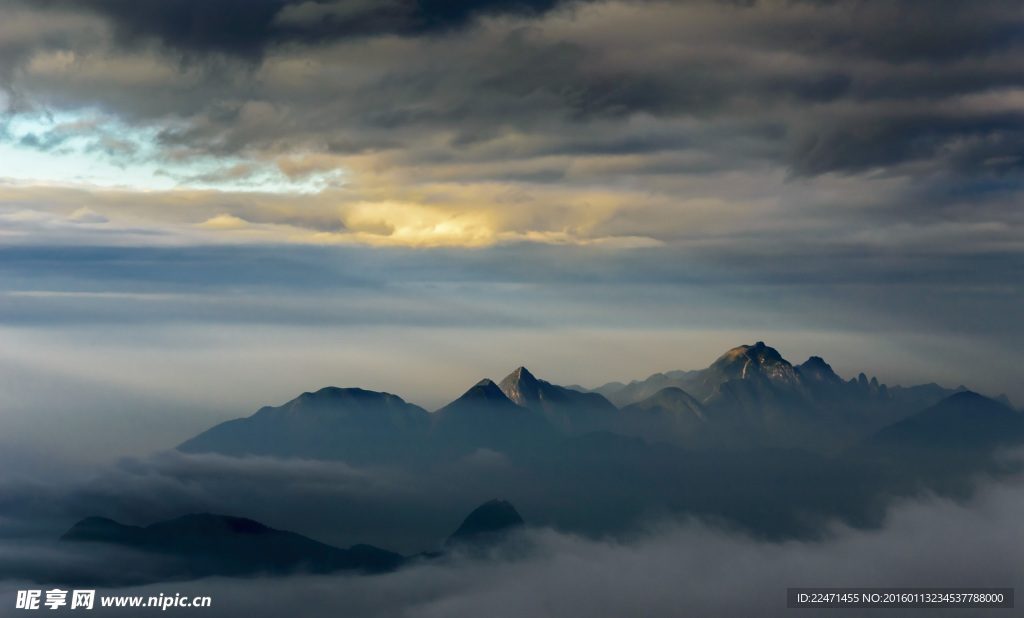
[1,0,1024,463]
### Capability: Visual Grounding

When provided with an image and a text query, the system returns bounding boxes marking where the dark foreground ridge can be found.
[57,499,526,585]
[60,513,404,580]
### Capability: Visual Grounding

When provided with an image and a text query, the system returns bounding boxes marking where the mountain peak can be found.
[946,389,983,403]
[499,367,541,405]
[797,356,841,382]
[446,499,525,547]
[711,342,791,376]
[512,367,536,381]
[272,387,410,417]
[453,379,513,404]
[747,341,785,362]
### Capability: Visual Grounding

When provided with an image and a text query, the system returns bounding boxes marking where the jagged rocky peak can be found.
[846,373,887,396]
[499,366,541,405]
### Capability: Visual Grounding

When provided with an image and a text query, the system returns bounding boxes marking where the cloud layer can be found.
[2,0,1023,248]
[2,466,1021,617]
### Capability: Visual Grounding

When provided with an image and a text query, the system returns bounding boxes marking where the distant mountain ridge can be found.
[860,391,1024,452]
[178,387,431,464]
[578,342,1009,451]
[616,387,706,444]
[588,343,977,412]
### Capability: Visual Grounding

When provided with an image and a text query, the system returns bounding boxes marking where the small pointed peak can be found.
[455,378,512,403]
[502,366,538,386]
[498,367,541,405]
[514,366,534,379]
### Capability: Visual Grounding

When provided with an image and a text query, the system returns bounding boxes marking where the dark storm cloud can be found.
[27,0,1024,68]
[736,0,1024,65]
[5,0,1021,186]
[788,110,1024,177]
[23,0,583,59]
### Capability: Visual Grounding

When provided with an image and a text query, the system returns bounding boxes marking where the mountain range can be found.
[170,341,1024,539]
[36,342,1024,586]
[179,342,1015,461]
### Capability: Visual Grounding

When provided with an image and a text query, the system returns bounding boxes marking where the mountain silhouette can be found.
[616,387,707,445]
[177,387,430,465]
[56,501,533,585]
[584,342,987,452]
[861,391,1024,451]
[61,513,404,579]
[429,379,560,459]
[446,499,525,547]
[47,347,1024,587]
[173,343,1015,463]
[847,391,1024,492]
